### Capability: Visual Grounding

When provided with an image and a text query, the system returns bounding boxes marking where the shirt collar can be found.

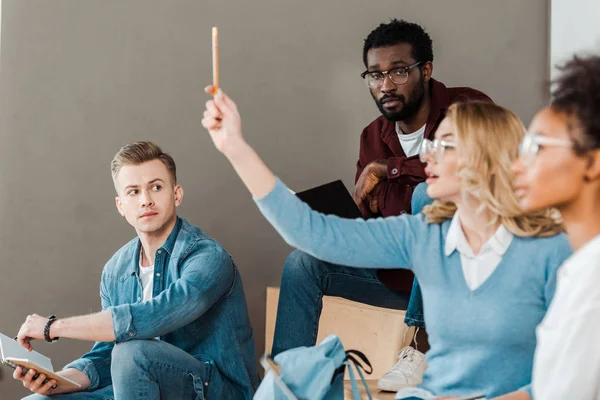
[559,234,600,279]
[424,79,451,140]
[161,216,183,255]
[444,212,462,256]
[139,247,156,269]
[395,122,426,136]
[129,217,182,275]
[487,225,513,256]
[445,211,513,257]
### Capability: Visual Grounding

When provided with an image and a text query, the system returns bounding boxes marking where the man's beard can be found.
[374,79,426,122]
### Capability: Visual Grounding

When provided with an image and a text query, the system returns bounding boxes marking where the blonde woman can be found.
[201,92,571,400]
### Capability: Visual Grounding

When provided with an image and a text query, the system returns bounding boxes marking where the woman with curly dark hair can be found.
[513,54,600,400]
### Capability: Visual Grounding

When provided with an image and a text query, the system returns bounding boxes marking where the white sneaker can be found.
[377,346,427,392]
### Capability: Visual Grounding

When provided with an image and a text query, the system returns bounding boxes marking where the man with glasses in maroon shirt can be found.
[272,19,491,392]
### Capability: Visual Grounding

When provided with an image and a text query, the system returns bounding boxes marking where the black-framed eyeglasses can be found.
[361,61,422,89]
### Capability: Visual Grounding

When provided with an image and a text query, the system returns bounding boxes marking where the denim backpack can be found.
[254,335,373,400]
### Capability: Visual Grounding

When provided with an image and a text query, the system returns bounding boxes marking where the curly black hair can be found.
[362,19,433,67]
[551,55,600,152]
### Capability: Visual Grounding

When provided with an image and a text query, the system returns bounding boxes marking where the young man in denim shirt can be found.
[14,141,258,399]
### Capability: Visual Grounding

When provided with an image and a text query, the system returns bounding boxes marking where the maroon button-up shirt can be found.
[355,78,492,292]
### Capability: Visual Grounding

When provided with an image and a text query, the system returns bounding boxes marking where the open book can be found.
[0,332,81,389]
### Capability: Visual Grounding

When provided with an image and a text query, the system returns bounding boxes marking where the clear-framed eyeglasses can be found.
[361,61,422,89]
[419,138,456,163]
[518,132,573,166]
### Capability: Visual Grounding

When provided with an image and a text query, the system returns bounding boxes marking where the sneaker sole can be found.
[377,380,421,393]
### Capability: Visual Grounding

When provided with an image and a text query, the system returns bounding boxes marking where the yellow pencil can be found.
[212,27,219,95]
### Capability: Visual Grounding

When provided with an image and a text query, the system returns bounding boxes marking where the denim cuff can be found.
[108,304,137,343]
[63,358,99,391]
[403,313,426,329]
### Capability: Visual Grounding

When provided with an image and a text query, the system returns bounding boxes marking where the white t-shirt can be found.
[396,122,426,157]
[444,212,513,290]
[533,234,600,400]
[139,251,155,302]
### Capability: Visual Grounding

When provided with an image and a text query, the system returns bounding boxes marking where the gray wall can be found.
[551,0,600,79]
[0,0,548,396]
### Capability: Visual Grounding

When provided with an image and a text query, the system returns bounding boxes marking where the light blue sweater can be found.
[256,179,572,399]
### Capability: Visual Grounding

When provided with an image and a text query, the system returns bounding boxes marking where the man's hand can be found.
[17,314,50,351]
[14,366,57,396]
[366,183,383,214]
[13,367,90,396]
[353,159,389,208]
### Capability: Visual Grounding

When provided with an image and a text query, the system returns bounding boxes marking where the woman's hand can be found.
[202,86,246,158]
[200,85,276,198]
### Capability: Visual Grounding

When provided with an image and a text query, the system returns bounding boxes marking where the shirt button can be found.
[157,249,162,254]
[391,168,399,175]
[129,332,134,337]
[137,297,142,301]
[156,273,160,277]
[204,382,208,387]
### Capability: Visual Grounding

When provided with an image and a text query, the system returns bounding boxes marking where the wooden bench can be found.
[344,380,396,400]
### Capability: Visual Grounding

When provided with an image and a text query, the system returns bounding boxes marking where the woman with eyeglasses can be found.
[201,92,571,399]
[513,55,600,400]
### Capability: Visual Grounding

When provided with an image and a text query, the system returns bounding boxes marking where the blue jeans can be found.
[404,182,431,328]
[272,182,432,356]
[23,339,234,400]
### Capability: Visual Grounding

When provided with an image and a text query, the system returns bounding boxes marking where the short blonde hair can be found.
[423,102,563,237]
[111,141,177,185]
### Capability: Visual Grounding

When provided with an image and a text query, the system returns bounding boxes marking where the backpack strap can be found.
[345,349,373,374]
[345,350,373,400]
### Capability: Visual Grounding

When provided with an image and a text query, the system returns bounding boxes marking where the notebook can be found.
[295,180,363,219]
[0,332,81,389]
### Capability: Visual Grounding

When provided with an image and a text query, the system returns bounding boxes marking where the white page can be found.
[0,332,54,372]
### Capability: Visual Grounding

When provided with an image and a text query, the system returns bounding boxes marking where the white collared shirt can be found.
[533,234,600,400]
[445,212,514,290]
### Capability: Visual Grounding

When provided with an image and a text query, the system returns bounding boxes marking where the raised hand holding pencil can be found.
[202,86,276,199]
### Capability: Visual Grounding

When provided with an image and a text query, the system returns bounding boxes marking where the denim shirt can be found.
[65,217,259,398]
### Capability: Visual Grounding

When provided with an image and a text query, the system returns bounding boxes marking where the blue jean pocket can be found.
[190,354,215,400]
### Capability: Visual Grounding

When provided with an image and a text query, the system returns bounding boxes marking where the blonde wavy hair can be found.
[423,101,563,237]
